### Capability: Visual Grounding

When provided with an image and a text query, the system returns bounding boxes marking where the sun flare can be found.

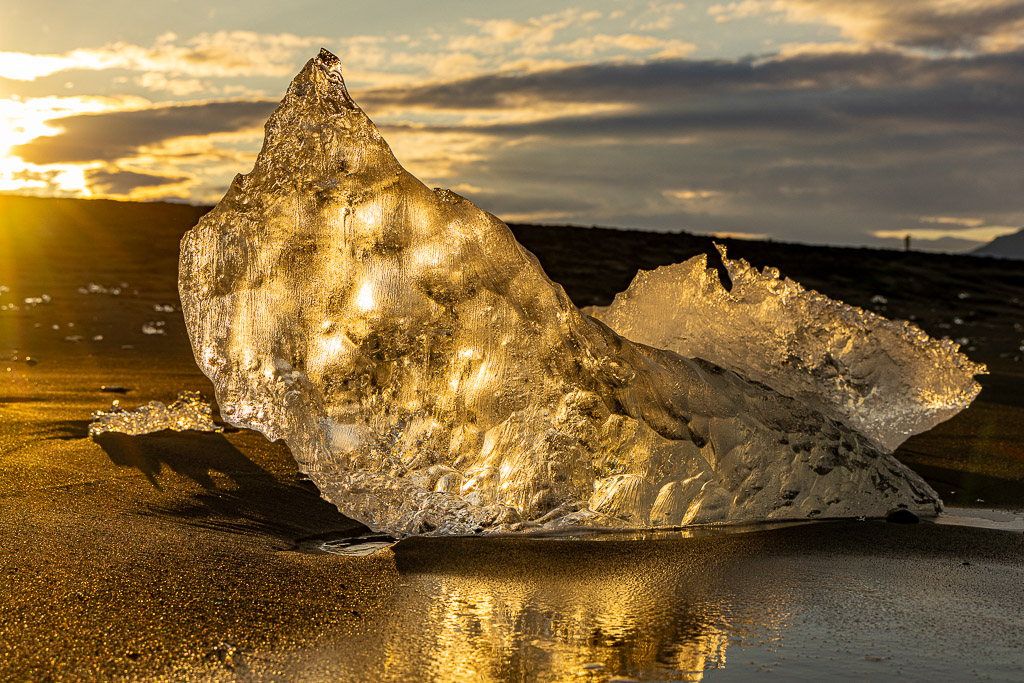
[0,95,149,195]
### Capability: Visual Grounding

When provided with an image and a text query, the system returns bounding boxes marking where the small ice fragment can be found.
[141,322,166,335]
[92,335,103,341]
[80,282,122,296]
[870,294,888,305]
[89,390,223,436]
[64,335,83,342]
[958,292,970,300]
[319,537,397,556]
[153,304,175,313]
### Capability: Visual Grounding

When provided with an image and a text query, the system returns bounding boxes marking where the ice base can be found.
[178,50,977,536]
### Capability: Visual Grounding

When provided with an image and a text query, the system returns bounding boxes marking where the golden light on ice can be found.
[355,280,375,311]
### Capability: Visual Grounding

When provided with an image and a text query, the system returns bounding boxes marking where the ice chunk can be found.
[586,249,985,452]
[89,390,223,436]
[179,50,945,536]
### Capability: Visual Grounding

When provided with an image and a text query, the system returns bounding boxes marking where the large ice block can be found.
[179,50,952,536]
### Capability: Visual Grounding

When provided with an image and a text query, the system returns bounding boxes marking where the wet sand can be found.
[1,195,1023,680]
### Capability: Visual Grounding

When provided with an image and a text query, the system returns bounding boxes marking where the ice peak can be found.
[317,47,341,68]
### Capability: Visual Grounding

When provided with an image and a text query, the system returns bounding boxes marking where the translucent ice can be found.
[585,248,986,452]
[179,50,956,536]
[89,391,222,436]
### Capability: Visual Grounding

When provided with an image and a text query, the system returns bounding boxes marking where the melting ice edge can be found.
[178,49,984,536]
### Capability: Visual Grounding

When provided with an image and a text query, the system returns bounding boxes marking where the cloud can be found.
[12,99,278,164]
[708,0,1024,52]
[354,45,1024,247]
[918,216,986,227]
[0,31,325,83]
[362,48,1024,116]
[708,1,768,23]
[136,73,205,96]
[874,225,1021,242]
[85,167,192,196]
[631,2,689,30]
[452,8,604,53]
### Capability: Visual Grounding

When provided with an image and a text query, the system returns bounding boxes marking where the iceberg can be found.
[178,50,975,536]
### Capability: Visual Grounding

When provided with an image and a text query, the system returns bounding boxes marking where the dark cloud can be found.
[452,188,596,217]
[885,4,1024,50]
[774,0,1024,51]
[363,50,1024,111]
[361,47,1024,248]
[14,99,278,164]
[85,168,192,195]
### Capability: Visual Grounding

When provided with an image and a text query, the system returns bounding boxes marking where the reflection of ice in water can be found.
[89,390,222,436]
[325,537,787,682]
[250,527,1022,682]
[179,50,981,537]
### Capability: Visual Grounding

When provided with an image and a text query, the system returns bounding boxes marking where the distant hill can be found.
[972,228,1024,260]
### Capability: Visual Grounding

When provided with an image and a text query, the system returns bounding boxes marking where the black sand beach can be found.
[1,194,1022,680]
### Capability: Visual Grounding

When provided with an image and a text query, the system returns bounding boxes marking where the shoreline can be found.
[1,194,1022,679]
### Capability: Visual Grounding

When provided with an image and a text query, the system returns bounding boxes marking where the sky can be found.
[2,1,1023,250]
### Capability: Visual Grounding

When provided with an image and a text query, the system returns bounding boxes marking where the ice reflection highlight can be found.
[361,532,792,682]
[279,523,1023,682]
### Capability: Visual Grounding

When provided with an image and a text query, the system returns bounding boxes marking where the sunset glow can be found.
[0,0,1021,249]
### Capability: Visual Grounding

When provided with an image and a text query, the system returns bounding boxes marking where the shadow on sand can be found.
[94,430,366,542]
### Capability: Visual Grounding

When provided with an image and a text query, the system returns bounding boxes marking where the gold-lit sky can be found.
[2,0,1024,250]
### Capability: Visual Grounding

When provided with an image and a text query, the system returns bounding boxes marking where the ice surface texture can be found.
[586,249,985,453]
[89,391,222,436]
[179,50,959,536]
